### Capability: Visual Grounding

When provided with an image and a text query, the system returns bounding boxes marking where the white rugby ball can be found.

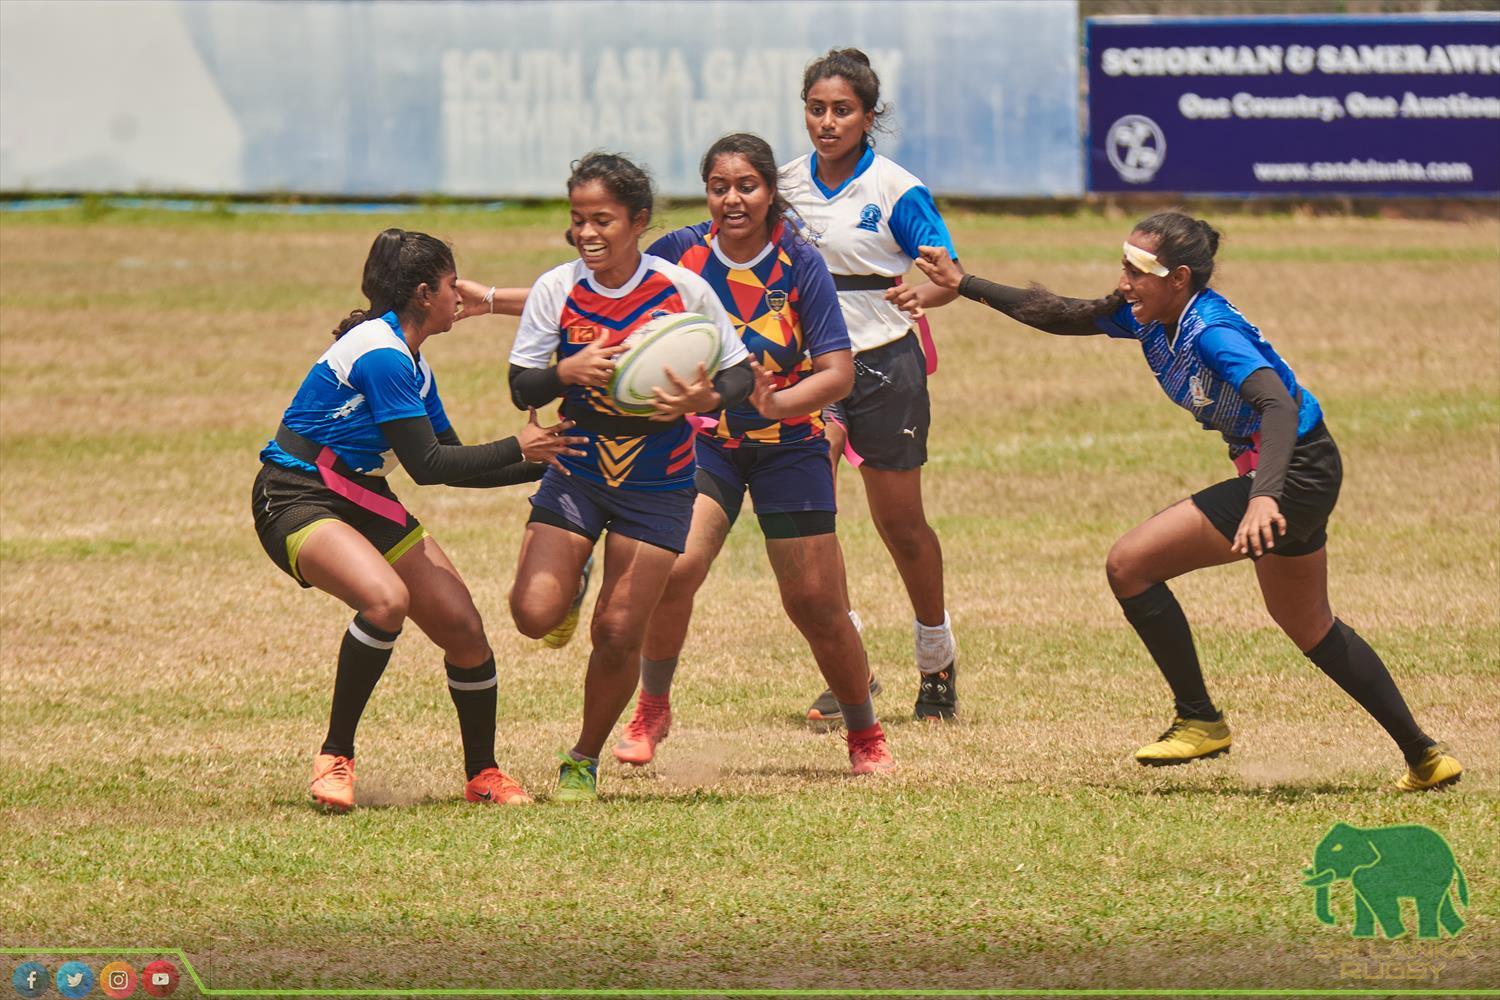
[608,312,723,415]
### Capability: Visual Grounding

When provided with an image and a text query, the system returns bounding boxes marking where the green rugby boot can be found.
[554,751,598,802]
[1134,714,1231,766]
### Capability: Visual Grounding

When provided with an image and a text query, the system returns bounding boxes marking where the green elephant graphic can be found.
[1303,822,1468,939]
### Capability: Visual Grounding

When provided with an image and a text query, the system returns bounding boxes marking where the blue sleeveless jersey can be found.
[260,311,450,475]
[1094,288,1322,459]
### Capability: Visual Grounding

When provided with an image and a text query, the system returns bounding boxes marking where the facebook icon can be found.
[11,962,48,999]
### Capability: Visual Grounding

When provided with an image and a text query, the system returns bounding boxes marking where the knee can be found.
[665,553,712,599]
[1105,540,1148,596]
[590,612,641,660]
[362,583,410,631]
[783,590,846,637]
[508,587,553,640]
[876,516,935,561]
[436,607,489,659]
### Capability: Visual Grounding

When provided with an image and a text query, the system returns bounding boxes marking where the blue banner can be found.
[1086,14,1500,196]
[0,0,1081,198]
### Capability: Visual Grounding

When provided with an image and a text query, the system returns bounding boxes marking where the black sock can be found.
[1118,583,1220,722]
[1305,620,1434,766]
[322,613,400,758]
[447,656,498,780]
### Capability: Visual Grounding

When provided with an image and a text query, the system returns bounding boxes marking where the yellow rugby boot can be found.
[1397,746,1463,792]
[1134,715,1231,766]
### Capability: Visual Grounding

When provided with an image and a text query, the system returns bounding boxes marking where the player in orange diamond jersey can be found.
[613,133,893,776]
[505,153,753,801]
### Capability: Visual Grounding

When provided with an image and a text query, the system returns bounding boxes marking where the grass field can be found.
[1,204,1496,995]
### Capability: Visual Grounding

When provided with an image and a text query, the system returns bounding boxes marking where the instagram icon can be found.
[101,961,138,998]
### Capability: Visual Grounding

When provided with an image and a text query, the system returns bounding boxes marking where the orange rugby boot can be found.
[464,767,533,805]
[613,692,671,766]
[310,753,355,812]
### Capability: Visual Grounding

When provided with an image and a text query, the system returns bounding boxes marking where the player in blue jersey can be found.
[505,153,755,801]
[253,228,585,811]
[915,212,1463,792]
[604,132,893,775]
[780,48,966,725]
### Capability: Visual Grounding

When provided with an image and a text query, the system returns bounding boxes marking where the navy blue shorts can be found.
[694,435,836,539]
[528,468,696,553]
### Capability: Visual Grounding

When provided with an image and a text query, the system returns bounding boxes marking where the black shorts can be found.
[824,329,929,472]
[252,462,426,587]
[1191,423,1342,559]
[694,435,837,540]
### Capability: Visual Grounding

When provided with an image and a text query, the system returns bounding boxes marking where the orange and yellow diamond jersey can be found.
[510,254,746,490]
[647,221,849,447]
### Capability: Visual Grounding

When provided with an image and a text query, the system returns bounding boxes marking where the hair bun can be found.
[835,47,871,67]
[1196,218,1222,256]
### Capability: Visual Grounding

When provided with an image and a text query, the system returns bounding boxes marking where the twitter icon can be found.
[56,961,94,998]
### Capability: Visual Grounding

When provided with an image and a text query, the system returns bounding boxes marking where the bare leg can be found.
[573,531,679,759]
[297,521,410,630]
[766,532,868,704]
[509,522,594,639]
[860,465,944,625]
[640,494,732,663]
[396,536,489,667]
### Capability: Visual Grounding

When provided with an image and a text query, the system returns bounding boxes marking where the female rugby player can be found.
[914,212,1463,791]
[612,132,893,775]
[253,228,584,811]
[506,153,754,801]
[780,48,965,724]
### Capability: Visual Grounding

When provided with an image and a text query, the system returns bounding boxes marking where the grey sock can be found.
[568,749,600,766]
[838,697,877,732]
[640,655,679,697]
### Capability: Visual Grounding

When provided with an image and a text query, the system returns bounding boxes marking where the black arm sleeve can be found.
[1239,367,1299,502]
[434,425,545,487]
[958,274,1104,337]
[509,364,565,410]
[711,357,754,411]
[380,416,525,486]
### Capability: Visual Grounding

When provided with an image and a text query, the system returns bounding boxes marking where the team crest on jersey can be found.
[764,289,788,314]
[566,324,603,345]
[857,204,882,233]
[1189,373,1213,409]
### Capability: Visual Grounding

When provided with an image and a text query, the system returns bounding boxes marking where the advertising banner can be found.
[0,0,1082,198]
[1087,14,1500,195]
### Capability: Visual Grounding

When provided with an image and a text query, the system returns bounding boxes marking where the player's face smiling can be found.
[804,76,873,168]
[1118,230,1186,327]
[706,153,773,259]
[570,180,647,286]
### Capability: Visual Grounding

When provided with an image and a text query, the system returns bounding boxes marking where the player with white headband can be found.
[915,211,1463,792]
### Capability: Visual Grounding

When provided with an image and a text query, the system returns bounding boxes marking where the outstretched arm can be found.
[914,246,1114,337]
[456,280,529,319]
[384,410,584,485]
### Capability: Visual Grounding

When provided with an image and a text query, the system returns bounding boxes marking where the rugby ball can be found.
[607,312,724,415]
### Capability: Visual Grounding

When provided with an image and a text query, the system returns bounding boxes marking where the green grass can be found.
[1,207,1496,995]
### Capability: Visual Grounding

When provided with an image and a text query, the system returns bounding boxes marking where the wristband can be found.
[483,286,497,314]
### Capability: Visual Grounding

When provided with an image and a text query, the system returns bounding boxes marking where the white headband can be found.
[1123,241,1171,277]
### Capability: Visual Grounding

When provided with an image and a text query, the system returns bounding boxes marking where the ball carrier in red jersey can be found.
[779,48,966,723]
[915,212,1463,792]
[253,229,586,811]
[612,132,894,775]
[506,153,753,802]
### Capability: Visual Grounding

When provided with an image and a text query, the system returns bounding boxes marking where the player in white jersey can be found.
[253,229,584,811]
[779,48,965,723]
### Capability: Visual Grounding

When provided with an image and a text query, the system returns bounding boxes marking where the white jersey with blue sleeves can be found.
[1095,289,1323,457]
[779,146,957,353]
[260,311,450,475]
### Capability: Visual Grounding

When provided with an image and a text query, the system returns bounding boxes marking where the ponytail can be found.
[332,228,454,339]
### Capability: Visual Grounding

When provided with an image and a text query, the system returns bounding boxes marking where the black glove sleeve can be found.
[711,357,755,411]
[958,274,1107,337]
[434,425,544,486]
[1238,367,1299,502]
[380,416,524,486]
[509,364,565,410]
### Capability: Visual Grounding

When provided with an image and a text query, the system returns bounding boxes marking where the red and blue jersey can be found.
[511,255,745,491]
[647,220,849,447]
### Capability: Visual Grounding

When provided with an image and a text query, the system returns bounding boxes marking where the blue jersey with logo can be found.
[260,312,451,475]
[1095,288,1322,457]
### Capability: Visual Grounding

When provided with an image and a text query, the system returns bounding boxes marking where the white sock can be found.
[914,611,955,674]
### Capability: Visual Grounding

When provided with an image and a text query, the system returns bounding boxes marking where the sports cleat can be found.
[613,692,671,766]
[1134,715,1232,766]
[1397,746,1463,792]
[554,752,598,802]
[464,767,533,805]
[806,675,882,731]
[914,662,958,721]
[847,723,895,775]
[542,555,594,649]
[310,753,355,812]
